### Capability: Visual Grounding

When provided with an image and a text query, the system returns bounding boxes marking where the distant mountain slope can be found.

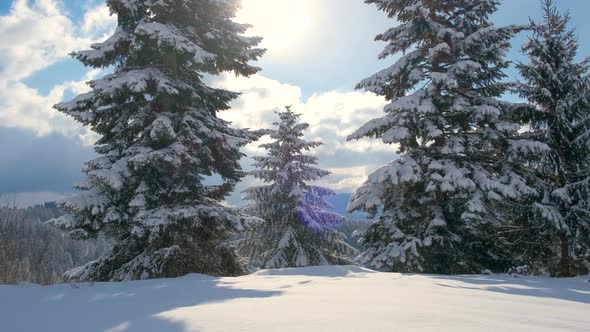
[324,193,350,215]
[325,193,374,222]
[0,204,110,285]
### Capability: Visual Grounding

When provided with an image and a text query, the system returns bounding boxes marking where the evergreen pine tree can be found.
[49,0,265,281]
[240,107,357,268]
[516,0,590,276]
[348,0,538,273]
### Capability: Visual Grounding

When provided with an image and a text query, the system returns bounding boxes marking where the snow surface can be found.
[1,266,589,332]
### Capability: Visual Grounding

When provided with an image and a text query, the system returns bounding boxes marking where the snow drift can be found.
[0,266,588,331]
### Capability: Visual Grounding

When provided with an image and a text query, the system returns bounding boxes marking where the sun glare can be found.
[237,0,313,52]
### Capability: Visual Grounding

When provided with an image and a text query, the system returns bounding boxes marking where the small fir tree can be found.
[240,107,357,268]
[515,0,590,276]
[348,0,538,273]
[49,0,265,281]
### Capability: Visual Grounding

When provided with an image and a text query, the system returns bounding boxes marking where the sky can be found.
[1,0,590,207]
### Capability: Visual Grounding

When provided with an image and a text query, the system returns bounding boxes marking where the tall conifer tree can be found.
[50,0,265,281]
[348,0,537,273]
[516,0,590,276]
[240,107,357,268]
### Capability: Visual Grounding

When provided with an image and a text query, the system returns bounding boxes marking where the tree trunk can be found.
[558,232,571,277]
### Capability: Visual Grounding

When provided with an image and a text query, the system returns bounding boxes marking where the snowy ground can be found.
[1,266,589,332]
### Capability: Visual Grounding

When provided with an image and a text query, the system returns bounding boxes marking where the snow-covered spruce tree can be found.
[347,0,539,274]
[48,0,265,281]
[515,0,590,276]
[240,107,357,268]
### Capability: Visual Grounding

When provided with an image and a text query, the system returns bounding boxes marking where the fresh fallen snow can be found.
[1,266,589,332]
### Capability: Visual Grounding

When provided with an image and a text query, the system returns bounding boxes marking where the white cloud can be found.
[0,0,97,82]
[81,3,114,36]
[216,74,398,193]
[0,0,115,143]
[320,166,373,192]
[216,74,389,147]
[0,69,101,141]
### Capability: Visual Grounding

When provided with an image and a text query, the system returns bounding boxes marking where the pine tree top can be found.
[244,106,343,231]
[518,0,590,125]
[248,107,329,196]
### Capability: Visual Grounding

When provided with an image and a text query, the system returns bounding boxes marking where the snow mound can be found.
[251,264,375,277]
[0,266,588,332]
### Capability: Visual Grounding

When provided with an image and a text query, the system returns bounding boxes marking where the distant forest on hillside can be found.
[0,202,111,285]
[0,196,369,285]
